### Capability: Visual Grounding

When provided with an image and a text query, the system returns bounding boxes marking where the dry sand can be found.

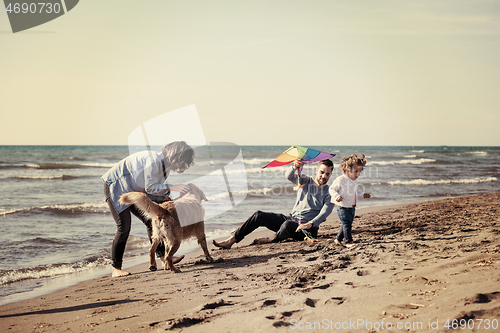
[1,193,499,332]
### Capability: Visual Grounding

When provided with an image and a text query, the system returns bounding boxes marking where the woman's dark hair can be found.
[161,141,195,172]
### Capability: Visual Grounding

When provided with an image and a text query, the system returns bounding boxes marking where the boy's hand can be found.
[364,193,371,199]
[336,196,343,202]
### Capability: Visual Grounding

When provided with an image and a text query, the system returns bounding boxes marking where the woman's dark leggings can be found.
[104,183,165,269]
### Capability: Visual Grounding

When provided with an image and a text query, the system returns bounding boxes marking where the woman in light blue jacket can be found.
[102,141,194,277]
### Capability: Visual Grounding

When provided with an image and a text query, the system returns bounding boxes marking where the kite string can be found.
[297,161,304,189]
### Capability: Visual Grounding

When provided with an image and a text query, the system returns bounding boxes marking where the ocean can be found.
[1,145,499,305]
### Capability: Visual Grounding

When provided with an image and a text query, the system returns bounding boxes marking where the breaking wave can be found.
[368,158,436,166]
[0,163,113,170]
[11,175,82,180]
[0,201,109,217]
[387,177,497,186]
[0,257,111,285]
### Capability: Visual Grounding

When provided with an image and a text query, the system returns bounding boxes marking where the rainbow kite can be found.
[262,146,336,188]
[262,146,335,169]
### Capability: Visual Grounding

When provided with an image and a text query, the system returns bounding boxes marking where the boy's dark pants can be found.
[336,206,356,243]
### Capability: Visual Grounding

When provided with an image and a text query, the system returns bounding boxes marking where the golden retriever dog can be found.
[119,183,213,273]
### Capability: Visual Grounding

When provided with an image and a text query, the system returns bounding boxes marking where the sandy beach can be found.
[1,192,499,332]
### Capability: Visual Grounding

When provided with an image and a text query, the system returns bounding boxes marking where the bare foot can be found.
[212,237,235,249]
[251,237,275,245]
[334,239,345,247]
[112,267,131,277]
[345,242,356,248]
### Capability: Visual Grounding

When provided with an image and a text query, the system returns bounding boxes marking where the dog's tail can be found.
[119,192,165,220]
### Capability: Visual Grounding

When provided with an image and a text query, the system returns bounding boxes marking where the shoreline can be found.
[0,199,422,307]
[1,192,499,332]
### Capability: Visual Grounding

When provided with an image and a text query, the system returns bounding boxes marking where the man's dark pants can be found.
[233,210,318,243]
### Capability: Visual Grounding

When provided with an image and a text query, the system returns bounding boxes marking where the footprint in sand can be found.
[281,310,300,318]
[268,310,301,327]
[312,283,332,290]
[272,321,289,327]
[197,299,234,311]
[261,299,278,308]
[167,317,205,330]
[464,292,500,305]
[357,270,370,276]
[323,297,346,305]
[266,309,300,321]
[304,297,318,307]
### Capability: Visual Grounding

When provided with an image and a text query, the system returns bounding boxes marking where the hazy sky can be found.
[1,0,499,146]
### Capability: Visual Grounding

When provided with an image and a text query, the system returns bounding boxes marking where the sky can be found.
[1,0,499,146]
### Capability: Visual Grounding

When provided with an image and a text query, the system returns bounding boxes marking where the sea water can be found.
[0,145,499,305]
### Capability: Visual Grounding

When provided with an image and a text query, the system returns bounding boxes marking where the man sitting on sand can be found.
[213,159,335,248]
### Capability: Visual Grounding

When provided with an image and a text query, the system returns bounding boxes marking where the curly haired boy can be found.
[329,154,371,247]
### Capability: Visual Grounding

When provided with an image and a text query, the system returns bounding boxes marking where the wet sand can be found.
[1,192,499,332]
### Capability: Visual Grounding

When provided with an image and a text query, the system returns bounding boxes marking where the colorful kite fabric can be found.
[262,146,336,169]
